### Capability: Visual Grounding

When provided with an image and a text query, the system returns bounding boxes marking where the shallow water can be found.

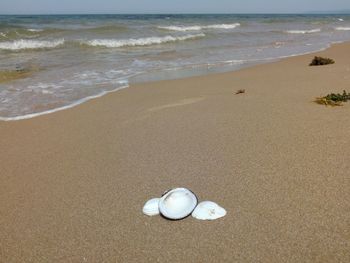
[1,14,350,120]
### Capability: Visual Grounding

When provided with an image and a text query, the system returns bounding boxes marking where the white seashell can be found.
[142,198,160,216]
[192,201,226,220]
[159,188,198,220]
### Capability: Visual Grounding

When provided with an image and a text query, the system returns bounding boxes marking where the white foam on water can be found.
[27,28,44,32]
[83,33,205,48]
[0,84,129,121]
[335,27,350,31]
[26,83,64,94]
[205,23,241,29]
[158,23,240,31]
[158,26,202,31]
[0,39,64,50]
[285,28,321,34]
[162,59,244,72]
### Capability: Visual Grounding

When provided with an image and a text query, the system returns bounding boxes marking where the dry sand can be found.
[1,43,350,262]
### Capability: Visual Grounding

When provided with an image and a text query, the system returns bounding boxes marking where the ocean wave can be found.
[158,23,240,31]
[27,28,44,32]
[335,27,350,31]
[0,28,43,40]
[285,29,321,34]
[206,23,240,29]
[0,39,64,50]
[82,33,205,48]
[84,25,128,33]
[159,26,202,31]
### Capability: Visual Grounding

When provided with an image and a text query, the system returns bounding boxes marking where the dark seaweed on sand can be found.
[309,56,335,66]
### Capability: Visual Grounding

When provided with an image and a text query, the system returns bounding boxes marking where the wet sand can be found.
[0,70,31,83]
[1,43,350,262]
[0,64,40,83]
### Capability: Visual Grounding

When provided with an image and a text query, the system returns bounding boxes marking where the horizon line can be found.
[1,12,350,15]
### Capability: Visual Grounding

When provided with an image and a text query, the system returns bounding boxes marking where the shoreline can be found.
[1,41,350,262]
[0,40,341,122]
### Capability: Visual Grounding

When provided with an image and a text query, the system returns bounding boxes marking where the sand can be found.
[0,70,31,83]
[1,43,350,262]
[0,65,40,83]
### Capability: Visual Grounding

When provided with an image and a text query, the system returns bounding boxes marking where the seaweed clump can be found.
[235,89,245,95]
[309,56,335,66]
[315,90,350,106]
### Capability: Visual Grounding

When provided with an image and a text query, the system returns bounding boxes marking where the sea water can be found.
[1,14,350,120]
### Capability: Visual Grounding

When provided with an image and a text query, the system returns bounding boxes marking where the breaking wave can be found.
[27,28,44,32]
[335,27,350,31]
[158,23,240,31]
[285,29,321,34]
[82,33,205,48]
[0,39,64,50]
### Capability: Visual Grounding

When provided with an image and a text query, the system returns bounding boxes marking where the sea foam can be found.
[158,23,240,31]
[0,84,128,121]
[27,28,44,32]
[285,29,321,34]
[83,33,205,48]
[0,39,64,50]
[335,27,350,31]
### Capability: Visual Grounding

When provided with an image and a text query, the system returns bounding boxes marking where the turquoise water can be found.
[1,14,350,120]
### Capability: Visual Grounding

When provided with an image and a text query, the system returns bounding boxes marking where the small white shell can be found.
[159,188,198,220]
[192,201,226,220]
[142,198,160,216]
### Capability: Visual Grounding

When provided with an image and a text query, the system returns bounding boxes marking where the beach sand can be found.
[1,43,350,262]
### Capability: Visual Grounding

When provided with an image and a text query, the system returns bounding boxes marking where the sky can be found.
[1,0,350,15]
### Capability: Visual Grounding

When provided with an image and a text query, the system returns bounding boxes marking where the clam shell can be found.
[142,198,160,216]
[159,188,198,220]
[191,201,226,220]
